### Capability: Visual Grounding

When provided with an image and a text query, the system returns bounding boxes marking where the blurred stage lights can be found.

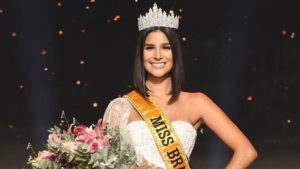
[9,124,14,129]
[19,84,24,89]
[90,0,96,3]
[114,15,120,21]
[76,80,81,85]
[12,32,17,37]
[93,102,98,108]
[57,2,62,7]
[41,50,47,55]
[44,67,49,72]
[247,96,253,101]
[290,32,295,39]
[0,9,4,14]
[80,60,85,65]
[58,29,63,35]
[282,30,287,35]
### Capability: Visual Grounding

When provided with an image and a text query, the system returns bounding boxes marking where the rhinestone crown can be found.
[138,3,179,31]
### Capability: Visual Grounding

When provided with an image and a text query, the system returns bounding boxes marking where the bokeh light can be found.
[247,96,253,101]
[57,2,62,7]
[93,102,98,108]
[282,30,287,35]
[44,67,48,72]
[41,50,47,56]
[58,29,63,35]
[114,15,120,21]
[12,32,17,37]
[290,32,295,39]
[9,124,14,129]
[76,80,81,85]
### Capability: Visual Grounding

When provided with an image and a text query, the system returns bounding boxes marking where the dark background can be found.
[0,0,299,168]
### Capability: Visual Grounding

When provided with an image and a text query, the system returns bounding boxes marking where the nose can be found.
[154,49,162,60]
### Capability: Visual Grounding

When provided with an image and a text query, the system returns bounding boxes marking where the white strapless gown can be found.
[103,98,197,169]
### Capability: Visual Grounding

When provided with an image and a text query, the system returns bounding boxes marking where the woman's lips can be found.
[151,62,166,68]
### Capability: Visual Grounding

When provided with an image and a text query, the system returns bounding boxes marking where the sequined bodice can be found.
[103,98,197,168]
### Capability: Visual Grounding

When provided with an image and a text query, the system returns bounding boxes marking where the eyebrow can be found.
[144,43,171,46]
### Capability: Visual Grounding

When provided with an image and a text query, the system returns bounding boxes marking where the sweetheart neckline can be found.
[126,120,197,134]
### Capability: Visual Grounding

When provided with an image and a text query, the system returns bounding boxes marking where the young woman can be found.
[103,3,257,169]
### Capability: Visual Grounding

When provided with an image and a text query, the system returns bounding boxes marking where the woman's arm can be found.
[192,93,257,169]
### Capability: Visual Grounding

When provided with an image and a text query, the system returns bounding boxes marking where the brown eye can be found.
[145,46,154,50]
[163,46,171,50]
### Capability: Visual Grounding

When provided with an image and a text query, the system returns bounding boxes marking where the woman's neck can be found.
[145,75,172,97]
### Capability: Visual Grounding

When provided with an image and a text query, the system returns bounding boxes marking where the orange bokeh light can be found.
[0,9,4,13]
[44,67,48,72]
[9,124,14,129]
[90,0,96,3]
[169,10,174,14]
[93,102,98,108]
[287,119,291,124]
[81,29,86,33]
[290,32,295,39]
[76,80,81,85]
[41,50,47,55]
[85,6,90,10]
[114,15,120,21]
[182,37,186,41]
[281,30,287,35]
[12,32,17,37]
[179,9,183,12]
[58,30,63,35]
[247,96,253,101]
[80,60,85,64]
[57,2,62,7]
[19,84,24,89]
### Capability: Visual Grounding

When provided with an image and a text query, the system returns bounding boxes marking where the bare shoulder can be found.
[180,91,212,107]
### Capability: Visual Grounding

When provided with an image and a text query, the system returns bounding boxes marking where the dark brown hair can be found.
[132,27,184,104]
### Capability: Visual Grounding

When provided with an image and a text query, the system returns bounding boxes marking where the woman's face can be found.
[143,30,173,78]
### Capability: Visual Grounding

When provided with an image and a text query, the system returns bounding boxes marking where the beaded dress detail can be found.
[103,98,197,168]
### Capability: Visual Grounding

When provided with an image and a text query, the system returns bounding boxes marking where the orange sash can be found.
[124,90,190,169]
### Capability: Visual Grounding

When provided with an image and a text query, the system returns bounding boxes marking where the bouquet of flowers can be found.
[27,111,137,169]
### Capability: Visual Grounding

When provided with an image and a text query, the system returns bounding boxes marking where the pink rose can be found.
[73,125,87,137]
[90,142,99,152]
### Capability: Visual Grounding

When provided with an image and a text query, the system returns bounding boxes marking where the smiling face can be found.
[143,30,173,79]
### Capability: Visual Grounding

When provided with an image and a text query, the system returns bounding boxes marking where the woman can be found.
[103,3,257,169]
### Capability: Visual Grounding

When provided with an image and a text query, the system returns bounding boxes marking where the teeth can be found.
[152,63,164,66]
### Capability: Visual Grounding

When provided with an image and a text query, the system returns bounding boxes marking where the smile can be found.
[151,62,166,68]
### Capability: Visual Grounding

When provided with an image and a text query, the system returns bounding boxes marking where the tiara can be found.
[138,3,179,31]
